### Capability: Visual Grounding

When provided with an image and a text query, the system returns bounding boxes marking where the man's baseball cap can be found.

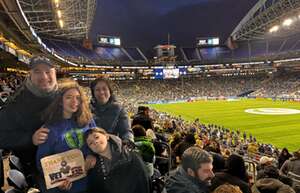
[29,56,54,69]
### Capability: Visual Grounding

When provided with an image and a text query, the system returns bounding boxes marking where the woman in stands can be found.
[278,148,292,169]
[210,154,251,193]
[36,80,96,193]
[84,127,150,193]
[90,78,133,142]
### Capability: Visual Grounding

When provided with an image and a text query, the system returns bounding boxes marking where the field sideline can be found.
[149,98,300,151]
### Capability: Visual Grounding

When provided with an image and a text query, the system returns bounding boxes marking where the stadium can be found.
[0,0,300,193]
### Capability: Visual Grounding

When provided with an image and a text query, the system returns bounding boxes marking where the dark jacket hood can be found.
[108,134,123,153]
[252,178,295,193]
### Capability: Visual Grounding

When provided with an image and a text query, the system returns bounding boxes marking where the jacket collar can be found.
[177,166,209,191]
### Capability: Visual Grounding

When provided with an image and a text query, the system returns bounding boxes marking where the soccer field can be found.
[149,99,300,151]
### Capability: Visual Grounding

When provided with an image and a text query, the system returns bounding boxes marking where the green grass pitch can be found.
[149,98,300,152]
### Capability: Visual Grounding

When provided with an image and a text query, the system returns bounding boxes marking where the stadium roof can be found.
[90,0,258,50]
[231,0,300,41]
[18,0,96,40]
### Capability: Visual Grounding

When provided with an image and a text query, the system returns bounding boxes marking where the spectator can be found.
[0,56,58,186]
[85,127,151,193]
[146,128,157,140]
[36,80,96,193]
[257,156,275,179]
[280,149,300,192]
[132,124,157,178]
[257,165,280,180]
[210,154,251,193]
[247,142,259,157]
[278,148,292,169]
[170,132,182,150]
[90,78,133,142]
[203,140,221,154]
[132,106,154,130]
[210,152,226,173]
[166,147,214,193]
[173,133,196,163]
[252,165,295,193]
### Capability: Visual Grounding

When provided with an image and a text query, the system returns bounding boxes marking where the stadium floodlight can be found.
[269,25,279,33]
[54,0,59,7]
[59,19,64,28]
[282,18,293,26]
[57,10,62,19]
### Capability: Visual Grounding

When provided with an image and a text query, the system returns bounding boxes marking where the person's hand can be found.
[85,155,96,171]
[58,179,72,191]
[122,139,135,150]
[32,127,50,146]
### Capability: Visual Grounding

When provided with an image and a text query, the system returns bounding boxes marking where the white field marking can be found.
[244,108,300,115]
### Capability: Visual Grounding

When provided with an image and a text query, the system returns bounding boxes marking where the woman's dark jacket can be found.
[91,98,133,142]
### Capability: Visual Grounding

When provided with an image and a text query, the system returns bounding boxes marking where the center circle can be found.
[244,108,300,115]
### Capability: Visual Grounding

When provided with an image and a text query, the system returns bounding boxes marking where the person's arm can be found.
[87,169,96,193]
[279,159,290,176]
[116,107,134,142]
[132,153,151,193]
[35,127,62,193]
[0,108,34,150]
[36,127,55,173]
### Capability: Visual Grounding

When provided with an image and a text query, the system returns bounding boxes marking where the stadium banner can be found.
[41,149,86,189]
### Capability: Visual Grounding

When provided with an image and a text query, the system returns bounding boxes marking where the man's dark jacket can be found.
[0,86,55,164]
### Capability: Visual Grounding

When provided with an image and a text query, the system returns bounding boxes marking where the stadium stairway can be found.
[237,90,256,97]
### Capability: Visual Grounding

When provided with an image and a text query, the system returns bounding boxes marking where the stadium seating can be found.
[181,47,201,61]
[125,48,145,61]
[42,39,147,64]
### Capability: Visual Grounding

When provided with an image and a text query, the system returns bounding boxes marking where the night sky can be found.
[90,0,258,53]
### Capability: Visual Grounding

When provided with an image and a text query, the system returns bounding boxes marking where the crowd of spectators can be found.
[130,105,300,193]
[106,74,300,106]
[3,72,300,110]
[250,73,300,98]
[0,74,24,108]
[1,70,300,193]
[114,76,264,104]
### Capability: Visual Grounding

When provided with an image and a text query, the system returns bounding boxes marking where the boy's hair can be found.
[138,106,149,113]
[84,127,108,142]
[132,124,147,137]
